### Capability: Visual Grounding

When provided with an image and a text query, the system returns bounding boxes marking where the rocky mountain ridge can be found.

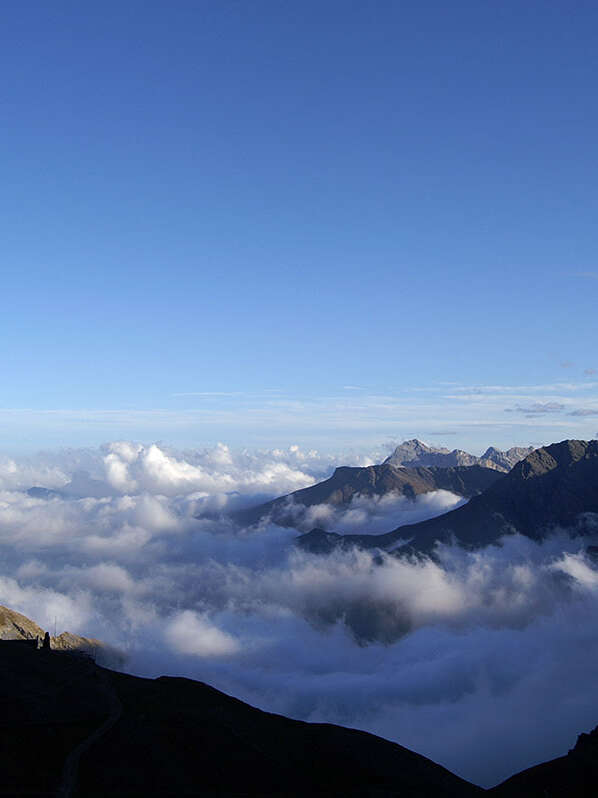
[383,439,534,472]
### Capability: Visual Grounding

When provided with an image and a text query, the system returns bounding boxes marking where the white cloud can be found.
[0,455,68,491]
[164,610,240,657]
[101,441,326,497]
[271,489,466,534]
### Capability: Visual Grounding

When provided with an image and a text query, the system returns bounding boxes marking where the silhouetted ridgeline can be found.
[489,726,598,797]
[1,630,479,797]
[1,618,597,796]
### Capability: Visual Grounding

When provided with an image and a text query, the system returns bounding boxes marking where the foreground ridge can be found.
[2,603,598,796]
[0,632,479,797]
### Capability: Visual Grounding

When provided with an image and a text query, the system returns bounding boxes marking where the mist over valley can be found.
[1,438,597,788]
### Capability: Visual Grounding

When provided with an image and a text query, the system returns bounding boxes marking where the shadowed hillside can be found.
[235,462,502,528]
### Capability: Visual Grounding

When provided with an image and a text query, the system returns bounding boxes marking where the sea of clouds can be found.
[1,441,597,787]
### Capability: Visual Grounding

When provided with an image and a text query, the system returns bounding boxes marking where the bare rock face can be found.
[480,446,536,472]
[51,630,100,651]
[0,605,46,641]
[384,440,475,468]
[384,439,533,473]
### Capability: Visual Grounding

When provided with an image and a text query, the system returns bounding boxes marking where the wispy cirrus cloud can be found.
[505,402,566,416]
[2,378,598,454]
[171,391,245,398]
[446,381,598,394]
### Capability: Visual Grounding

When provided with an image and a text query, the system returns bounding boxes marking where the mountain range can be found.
[1,606,596,796]
[298,440,598,554]
[234,439,536,529]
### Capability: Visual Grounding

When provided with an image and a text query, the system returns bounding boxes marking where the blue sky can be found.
[2,1,597,452]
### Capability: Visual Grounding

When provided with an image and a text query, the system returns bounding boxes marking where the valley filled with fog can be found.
[1,441,597,787]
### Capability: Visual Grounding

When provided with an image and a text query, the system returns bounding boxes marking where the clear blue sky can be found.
[2,1,597,452]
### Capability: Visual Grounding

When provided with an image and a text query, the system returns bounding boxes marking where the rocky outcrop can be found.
[0,604,122,666]
[234,463,503,528]
[0,604,46,642]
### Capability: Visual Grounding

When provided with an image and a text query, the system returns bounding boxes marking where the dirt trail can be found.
[56,670,122,798]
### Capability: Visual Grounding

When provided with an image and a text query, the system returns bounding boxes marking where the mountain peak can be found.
[405,439,434,449]
[481,446,501,457]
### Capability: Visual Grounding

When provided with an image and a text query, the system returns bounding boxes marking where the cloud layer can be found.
[0,441,597,788]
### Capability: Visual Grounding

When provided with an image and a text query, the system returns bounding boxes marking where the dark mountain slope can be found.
[0,640,112,796]
[235,463,502,528]
[0,636,481,797]
[298,440,598,554]
[82,670,482,797]
[490,725,598,797]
